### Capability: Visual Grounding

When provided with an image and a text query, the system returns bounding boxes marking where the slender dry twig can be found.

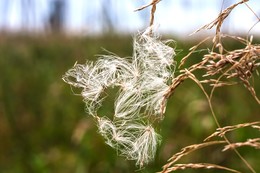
[179,37,212,68]
[205,121,260,141]
[223,138,260,151]
[134,0,161,12]
[160,141,226,173]
[205,43,260,103]
[191,0,249,50]
[178,38,260,104]
[186,69,257,173]
[159,1,259,173]
[135,0,161,35]
[160,163,241,173]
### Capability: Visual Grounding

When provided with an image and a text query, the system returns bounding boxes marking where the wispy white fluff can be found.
[97,117,160,167]
[63,27,175,166]
[63,63,105,116]
[126,124,161,167]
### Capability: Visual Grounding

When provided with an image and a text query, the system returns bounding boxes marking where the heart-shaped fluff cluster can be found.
[63,28,176,166]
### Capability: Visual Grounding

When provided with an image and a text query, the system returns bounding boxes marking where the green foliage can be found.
[0,34,259,173]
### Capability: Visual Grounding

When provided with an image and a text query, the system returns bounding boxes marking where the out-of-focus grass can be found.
[0,34,259,173]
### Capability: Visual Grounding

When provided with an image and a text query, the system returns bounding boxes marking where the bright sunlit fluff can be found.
[63,27,176,166]
[97,117,161,167]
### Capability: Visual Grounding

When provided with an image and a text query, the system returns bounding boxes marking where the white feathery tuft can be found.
[63,27,176,166]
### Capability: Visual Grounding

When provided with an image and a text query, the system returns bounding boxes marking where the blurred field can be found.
[0,34,259,173]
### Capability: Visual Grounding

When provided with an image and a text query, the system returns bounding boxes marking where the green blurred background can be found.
[0,33,259,173]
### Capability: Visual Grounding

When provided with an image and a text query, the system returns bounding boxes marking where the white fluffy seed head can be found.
[63,27,176,166]
[128,124,161,167]
[97,117,160,167]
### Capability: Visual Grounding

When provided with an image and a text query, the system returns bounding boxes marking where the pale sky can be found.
[0,0,259,36]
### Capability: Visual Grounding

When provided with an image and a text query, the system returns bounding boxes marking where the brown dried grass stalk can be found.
[162,45,259,172]
[159,122,260,173]
[135,0,161,35]
[161,141,226,172]
[223,138,260,151]
[205,121,260,141]
[135,0,259,172]
[160,163,241,173]
[203,43,260,104]
[173,39,260,104]
[191,0,249,50]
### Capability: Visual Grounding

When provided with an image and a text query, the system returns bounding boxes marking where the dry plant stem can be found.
[162,64,257,172]
[207,45,260,104]
[209,65,260,105]
[149,0,159,27]
[245,1,260,35]
[134,0,161,12]
[205,121,260,141]
[162,0,258,172]
[184,70,223,132]
[162,73,187,110]
[135,0,161,35]
[223,138,260,151]
[181,34,260,104]
[164,40,260,172]
[243,1,260,21]
[162,71,258,173]
[160,141,226,173]
[191,0,248,50]
[187,71,256,173]
[252,125,260,130]
[192,0,248,33]
[164,56,209,103]
[161,163,241,173]
[179,37,212,68]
